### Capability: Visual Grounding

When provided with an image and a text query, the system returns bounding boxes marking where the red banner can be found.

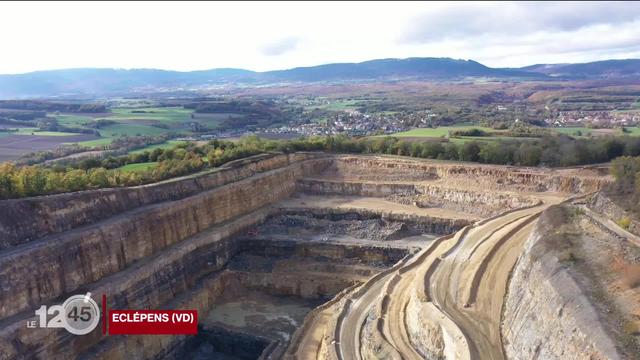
[108,310,198,335]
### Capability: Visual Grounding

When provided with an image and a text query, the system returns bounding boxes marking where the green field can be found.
[108,107,193,123]
[129,140,188,154]
[58,107,232,147]
[117,162,158,173]
[98,123,168,137]
[37,106,242,148]
[55,114,94,128]
[552,127,595,137]
[305,99,373,111]
[391,126,497,138]
[391,126,640,142]
[0,127,83,136]
[72,138,114,147]
[623,127,640,136]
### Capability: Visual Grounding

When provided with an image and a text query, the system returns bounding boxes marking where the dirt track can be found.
[288,199,561,360]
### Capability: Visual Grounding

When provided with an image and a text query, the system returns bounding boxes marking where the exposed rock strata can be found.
[502,206,623,360]
[0,153,328,248]
[0,154,614,360]
[323,156,609,193]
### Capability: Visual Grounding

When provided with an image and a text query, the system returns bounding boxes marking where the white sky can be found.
[1,1,639,74]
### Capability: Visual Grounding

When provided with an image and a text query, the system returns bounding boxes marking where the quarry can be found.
[0,152,638,360]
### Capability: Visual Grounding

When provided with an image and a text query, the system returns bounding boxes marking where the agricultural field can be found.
[0,104,232,160]
[302,98,379,112]
[116,161,158,173]
[41,107,198,146]
[391,126,497,138]
[389,125,640,144]
[0,134,98,162]
[129,140,187,154]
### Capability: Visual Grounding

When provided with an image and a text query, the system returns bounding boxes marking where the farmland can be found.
[0,134,98,162]
[129,140,187,154]
[391,126,497,138]
[388,125,640,144]
[0,106,194,160]
[117,161,158,173]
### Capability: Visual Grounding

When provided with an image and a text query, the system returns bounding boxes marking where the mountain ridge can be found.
[0,57,638,98]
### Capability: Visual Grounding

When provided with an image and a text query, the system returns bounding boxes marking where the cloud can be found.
[260,37,300,56]
[401,2,640,43]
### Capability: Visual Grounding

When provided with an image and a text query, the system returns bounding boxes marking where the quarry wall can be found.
[0,155,330,359]
[501,207,622,360]
[298,179,539,217]
[0,152,327,248]
[324,156,609,194]
[0,153,614,360]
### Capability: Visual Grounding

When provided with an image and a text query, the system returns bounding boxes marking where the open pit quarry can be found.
[1,152,638,360]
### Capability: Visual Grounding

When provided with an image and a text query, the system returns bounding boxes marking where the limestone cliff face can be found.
[501,208,622,360]
[0,154,613,360]
[0,155,330,359]
[0,153,327,248]
[298,179,538,217]
[323,156,609,193]
[0,158,326,320]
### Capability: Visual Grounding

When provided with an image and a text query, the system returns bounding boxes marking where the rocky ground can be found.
[258,213,411,242]
[569,207,640,357]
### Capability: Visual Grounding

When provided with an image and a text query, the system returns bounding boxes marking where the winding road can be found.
[286,200,561,360]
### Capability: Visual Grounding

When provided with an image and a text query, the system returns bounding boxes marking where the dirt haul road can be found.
[303,201,559,360]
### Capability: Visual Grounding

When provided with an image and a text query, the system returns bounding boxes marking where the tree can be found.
[442,143,459,160]
[88,168,110,188]
[514,143,542,166]
[63,169,88,192]
[459,142,481,162]
[601,138,625,160]
[421,142,445,159]
[479,142,514,164]
[0,163,16,198]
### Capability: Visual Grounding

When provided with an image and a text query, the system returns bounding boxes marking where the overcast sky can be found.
[1,1,639,74]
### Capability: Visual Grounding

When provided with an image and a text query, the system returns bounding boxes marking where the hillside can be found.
[521,59,640,79]
[0,57,542,98]
[1,57,639,98]
[263,57,537,82]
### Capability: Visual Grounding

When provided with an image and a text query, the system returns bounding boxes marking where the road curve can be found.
[290,200,561,360]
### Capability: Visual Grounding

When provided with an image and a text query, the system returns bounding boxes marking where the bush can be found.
[450,128,489,137]
[617,217,632,230]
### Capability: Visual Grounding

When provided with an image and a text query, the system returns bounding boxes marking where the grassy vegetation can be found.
[190,112,234,128]
[117,162,158,173]
[51,107,195,147]
[304,98,379,112]
[552,127,595,136]
[0,127,83,136]
[391,126,497,138]
[98,123,168,137]
[129,140,187,154]
[391,126,640,142]
[107,107,192,123]
[623,127,640,136]
[55,114,94,128]
[72,137,114,147]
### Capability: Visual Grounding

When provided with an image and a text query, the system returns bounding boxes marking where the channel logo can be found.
[28,292,100,335]
[26,293,198,336]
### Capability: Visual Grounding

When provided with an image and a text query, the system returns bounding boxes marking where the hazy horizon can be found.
[1,1,639,75]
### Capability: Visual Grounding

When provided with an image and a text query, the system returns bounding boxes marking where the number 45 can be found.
[35,305,92,328]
